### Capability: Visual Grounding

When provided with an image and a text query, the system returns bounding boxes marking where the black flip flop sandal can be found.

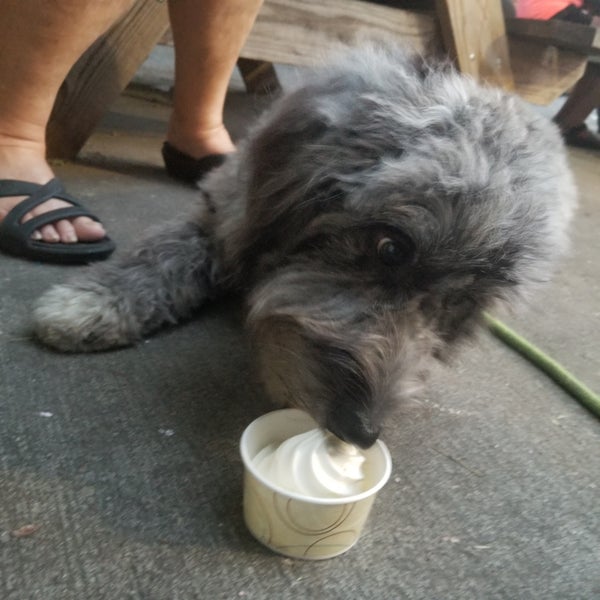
[0,178,115,264]
[162,142,227,184]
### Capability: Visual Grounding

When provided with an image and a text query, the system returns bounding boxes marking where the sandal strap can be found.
[0,177,115,264]
[0,178,64,199]
[19,206,100,238]
[0,178,82,227]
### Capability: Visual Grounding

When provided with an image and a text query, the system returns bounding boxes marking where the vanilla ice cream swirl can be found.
[252,428,367,498]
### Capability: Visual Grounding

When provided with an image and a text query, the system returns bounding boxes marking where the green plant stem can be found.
[483,313,600,419]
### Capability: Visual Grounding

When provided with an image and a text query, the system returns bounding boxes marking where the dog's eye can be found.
[376,236,412,266]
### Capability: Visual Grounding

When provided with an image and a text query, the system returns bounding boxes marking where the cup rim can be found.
[240,408,392,505]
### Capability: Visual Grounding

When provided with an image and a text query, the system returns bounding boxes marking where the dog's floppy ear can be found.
[228,87,339,276]
[246,84,332,208]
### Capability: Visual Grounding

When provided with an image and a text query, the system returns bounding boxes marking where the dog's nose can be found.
[326,415,381,449]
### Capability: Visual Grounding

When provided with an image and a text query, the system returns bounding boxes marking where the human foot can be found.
[162,142,228,184]
[0,178,115,263]
[0,144,107,244]
[164,121,235,183]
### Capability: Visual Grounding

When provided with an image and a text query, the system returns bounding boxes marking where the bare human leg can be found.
[554,63,600,131]
[166,0,264,160]
[0,0,135,245]
[553,62,600,150]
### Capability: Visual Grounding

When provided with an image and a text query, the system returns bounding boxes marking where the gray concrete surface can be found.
[1,62,599,600]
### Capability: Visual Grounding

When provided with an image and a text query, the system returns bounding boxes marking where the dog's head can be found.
[229,45,576,447]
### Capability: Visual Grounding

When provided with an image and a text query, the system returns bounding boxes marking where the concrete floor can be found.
[1,58,599,599]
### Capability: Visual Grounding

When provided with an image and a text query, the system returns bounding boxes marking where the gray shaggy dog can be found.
[34,44,576,448]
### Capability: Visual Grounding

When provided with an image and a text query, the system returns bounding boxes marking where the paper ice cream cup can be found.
[240,408,392,560]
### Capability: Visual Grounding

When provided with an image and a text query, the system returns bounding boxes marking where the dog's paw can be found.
[32,282,139,352]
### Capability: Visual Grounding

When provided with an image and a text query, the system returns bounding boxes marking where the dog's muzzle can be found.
[314,342,383,449]
[326,412,381,449]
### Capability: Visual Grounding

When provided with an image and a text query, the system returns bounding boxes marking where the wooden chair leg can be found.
[46,0,169,159]
[237,58,282,95]
[435,0,514,91]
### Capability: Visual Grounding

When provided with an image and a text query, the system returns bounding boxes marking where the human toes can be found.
[37,223,61,243]
[49,217,107,243]
[70,216,106,243]
[22,200,107,243]
[54,219,79,243]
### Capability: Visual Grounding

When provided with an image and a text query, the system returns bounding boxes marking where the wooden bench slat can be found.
[506,18,600,56]
[240,0,440,66]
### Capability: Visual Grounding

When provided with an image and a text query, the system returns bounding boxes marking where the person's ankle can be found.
[166,118,235,160]
[0,136,53,184]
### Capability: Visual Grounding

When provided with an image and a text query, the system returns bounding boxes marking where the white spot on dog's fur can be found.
[33,284,129,352]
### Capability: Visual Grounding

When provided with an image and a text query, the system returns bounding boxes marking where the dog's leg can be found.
[33,221,221,352]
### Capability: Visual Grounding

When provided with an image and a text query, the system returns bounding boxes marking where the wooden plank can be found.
[240,0,441,66]
[435,0,515,90]
[46,0,169,159]
[508,37,587,105]
[506,18,600,56]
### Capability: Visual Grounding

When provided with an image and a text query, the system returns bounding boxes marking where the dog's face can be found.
[227,47,576,447]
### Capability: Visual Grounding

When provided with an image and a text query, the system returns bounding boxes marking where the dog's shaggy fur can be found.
[33,45,576,447]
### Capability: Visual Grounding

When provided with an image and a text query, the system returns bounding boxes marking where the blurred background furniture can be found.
[47,0,595,158]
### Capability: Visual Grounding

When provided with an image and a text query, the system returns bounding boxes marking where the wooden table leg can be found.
[237,58,282,95]
[435,0,515,91]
